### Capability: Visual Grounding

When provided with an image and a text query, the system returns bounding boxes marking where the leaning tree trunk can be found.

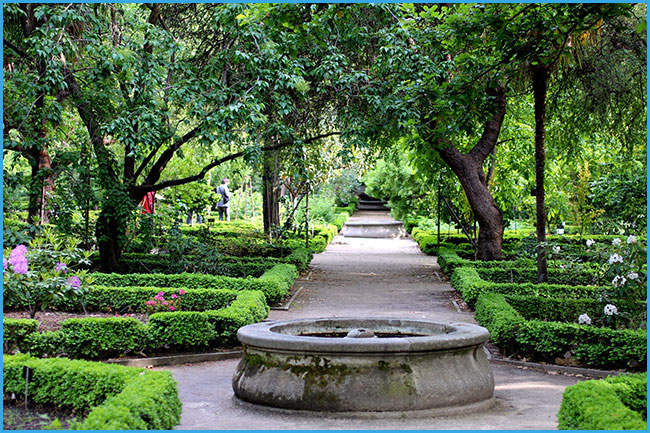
[262,151,281,234]
[439,148,505,261]
[433,87,507,261]
[532,65,550,283]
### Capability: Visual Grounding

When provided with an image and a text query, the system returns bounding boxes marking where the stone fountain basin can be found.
[232,317,495,415]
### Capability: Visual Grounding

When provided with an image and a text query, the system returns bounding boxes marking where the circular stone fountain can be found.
[232,317,495,415]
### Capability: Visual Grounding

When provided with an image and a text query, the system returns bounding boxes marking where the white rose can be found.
[612,275,627,287]
[578,314,592,325]
[627,272,639,280]
[612,238,622,246]
[586,239,595,247]
[552,246,561,254]
[627,235,637,244]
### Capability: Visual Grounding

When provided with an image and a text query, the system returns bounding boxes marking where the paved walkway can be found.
[159,211,580,429]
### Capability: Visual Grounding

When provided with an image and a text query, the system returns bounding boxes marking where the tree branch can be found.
[132,131,340,197]
[468,86,507,163]
[3,38,29,59]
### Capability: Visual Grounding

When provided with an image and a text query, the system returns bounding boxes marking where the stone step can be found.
[358,198,387,205]
[357,203,391,211]
[343,220,406,238]
[358,192,385,202]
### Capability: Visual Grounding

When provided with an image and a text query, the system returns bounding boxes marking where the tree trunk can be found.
[262,152,281,234]
[432,87,507,261]
[95,207,123,272]
[439,148,505,260]
[532,65,550,283]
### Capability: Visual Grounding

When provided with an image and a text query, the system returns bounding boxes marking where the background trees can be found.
[4,3,646,265]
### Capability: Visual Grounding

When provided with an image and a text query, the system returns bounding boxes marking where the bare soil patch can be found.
[3,399,79,430]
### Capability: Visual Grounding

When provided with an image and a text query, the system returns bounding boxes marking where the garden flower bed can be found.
[4,289,269,359]
[474,292,646,370]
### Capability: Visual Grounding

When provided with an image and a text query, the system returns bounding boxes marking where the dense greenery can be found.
[558,373,647,430]
[3,354,182,429]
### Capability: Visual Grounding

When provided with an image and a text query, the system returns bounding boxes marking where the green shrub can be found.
[20,290,269,359]
[52,285,238,313]
[558,373,647,430]
[2,354,181,430]
[147,311,216,350]
[3,354,140,412]
[257,263,298,301]
[24,331,65,358]
[81,369,182,430]
[450,266,600,307]
[475,293,647,369]
[3,318,38,353]
[208,290,269,345]
[474,265,604,286]
[285,247,313,271]
[503,294,604,323]
[90,263,298,305]
[61,317,148,360]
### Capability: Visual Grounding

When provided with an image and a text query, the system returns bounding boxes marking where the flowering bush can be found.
[145,289,185,314]
[3,228,93,318]
[581,235,646,329]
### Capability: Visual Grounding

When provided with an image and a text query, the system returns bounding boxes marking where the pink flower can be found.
[55,262,67,273]
[179,289,186,295]
[3,257,7,273]
[9,246,28,275]
[171,294,177,299]
[67,276,82,290]
[114,313,119,317]
[169,306,174,311]
[162,301,168,305]
[158,291,164,296]
[12,258,28,275]
[10,245,27,259]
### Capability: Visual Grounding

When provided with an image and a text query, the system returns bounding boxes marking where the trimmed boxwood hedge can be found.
[3,318,38,353]
[5,290,269,360]
[61,317,148,360]
[90,263,297,304]
[473,264,603,286]
[450,266,600,307]
[558,373,647,430]
[51,285,239,313]
[3,354,182,430]
[97,246,313,275]
[474,293,647,370]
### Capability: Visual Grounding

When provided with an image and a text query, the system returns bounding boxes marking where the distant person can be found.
[216,178,231,221]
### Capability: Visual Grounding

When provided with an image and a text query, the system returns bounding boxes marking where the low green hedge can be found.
[3,318,38,353]
[90,263,297,305]
[3,354,182,429]
[6,290,269,360]
[450,266,600,307]
[61,317,148,360]
[502,294,605,324]
[52,286,238,313]
[473,264,603,286]
[475,293,647,369]
[558,373,647,430]
[100,246,313,275]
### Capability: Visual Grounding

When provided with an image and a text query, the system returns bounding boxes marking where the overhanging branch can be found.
[132,131,340,196]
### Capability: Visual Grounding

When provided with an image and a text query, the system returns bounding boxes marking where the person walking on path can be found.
[216,178,231,221]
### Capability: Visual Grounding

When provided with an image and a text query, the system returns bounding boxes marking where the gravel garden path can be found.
[160,210,582,430]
